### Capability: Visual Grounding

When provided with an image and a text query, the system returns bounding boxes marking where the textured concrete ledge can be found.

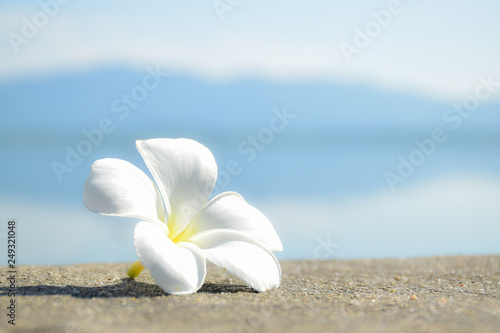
[1,256,499,332]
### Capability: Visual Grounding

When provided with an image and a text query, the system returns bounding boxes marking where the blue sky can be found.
[1,0,500,99]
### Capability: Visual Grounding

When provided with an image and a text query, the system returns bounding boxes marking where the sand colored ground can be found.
[1,256,499,332]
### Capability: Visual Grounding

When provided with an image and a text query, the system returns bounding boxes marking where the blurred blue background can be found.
[1,0,499,265]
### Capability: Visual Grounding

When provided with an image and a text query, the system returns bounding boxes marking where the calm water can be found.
[1,136,499,265]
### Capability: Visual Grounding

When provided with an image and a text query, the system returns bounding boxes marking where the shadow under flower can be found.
[0,279,256,298]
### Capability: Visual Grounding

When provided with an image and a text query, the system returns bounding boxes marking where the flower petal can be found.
[183,192,283,251]
[187,229,281,292]
[83,158,166,224]
[136,138,217,239]
[134,221,206,295]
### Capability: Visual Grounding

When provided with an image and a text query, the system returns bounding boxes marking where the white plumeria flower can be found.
[83,138,282,295]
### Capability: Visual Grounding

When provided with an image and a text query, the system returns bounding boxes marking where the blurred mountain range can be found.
[2,67,499,146]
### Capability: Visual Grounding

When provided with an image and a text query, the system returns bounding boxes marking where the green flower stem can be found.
[127,260,144,279]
